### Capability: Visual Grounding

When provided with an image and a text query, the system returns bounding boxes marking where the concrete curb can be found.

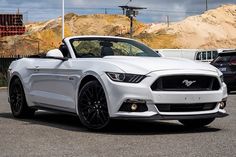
[0,87,7,90]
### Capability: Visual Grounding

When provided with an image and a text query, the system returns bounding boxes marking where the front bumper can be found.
[101,70,228,119]
[113,111,229,120]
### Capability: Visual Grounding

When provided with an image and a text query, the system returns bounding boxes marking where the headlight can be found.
[220,75,224,83]
[106,72,146,83]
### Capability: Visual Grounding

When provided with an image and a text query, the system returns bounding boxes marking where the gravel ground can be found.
[0,89,235,157]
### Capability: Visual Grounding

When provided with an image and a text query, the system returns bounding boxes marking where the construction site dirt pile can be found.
[0,4,235,57]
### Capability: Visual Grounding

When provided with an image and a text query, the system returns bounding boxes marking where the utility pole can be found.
[166,15,170,27]
[130,16,133,38]
[37,41,40,53]
[206,0,208,11]
[62,0,65,39]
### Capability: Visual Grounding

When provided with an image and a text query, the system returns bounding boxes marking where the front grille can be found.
[151,75,221,91]
[155,103,217,112]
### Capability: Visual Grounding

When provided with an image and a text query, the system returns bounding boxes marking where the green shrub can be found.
[0,79,7,87]
[0,74,7,87]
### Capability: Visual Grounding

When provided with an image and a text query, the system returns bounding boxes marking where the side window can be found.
[196,52,201,60]
[202,51,206,60]
[207,51,212,60]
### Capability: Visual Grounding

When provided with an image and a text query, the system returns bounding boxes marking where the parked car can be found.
[156,49,234,63]
[195,49,235,63]
[211,49,236,93]
[8,36,228,130]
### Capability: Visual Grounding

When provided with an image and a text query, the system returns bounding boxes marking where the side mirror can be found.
[46,49,68,61]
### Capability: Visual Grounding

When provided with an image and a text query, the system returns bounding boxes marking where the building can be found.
[0,13,25,37]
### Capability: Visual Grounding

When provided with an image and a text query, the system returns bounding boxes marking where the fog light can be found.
[219,101,226,109]
[119,99,148,112]
[131,104,138,111]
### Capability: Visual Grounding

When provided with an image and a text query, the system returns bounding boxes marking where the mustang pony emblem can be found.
[182,80,196,87]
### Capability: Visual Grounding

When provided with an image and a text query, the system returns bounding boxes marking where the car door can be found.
[28,58,79,112]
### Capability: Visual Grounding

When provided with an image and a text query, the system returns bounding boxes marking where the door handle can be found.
[34,66,40,72]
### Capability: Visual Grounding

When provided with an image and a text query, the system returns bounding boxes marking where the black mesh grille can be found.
[151,75,221,91]
[155,103,217,112]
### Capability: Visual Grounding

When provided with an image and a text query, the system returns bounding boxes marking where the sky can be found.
[0,0,235,23]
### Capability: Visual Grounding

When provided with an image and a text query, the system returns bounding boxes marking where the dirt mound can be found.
[0,4,235,57]
[0,13,146,56]
[144,4,236,49]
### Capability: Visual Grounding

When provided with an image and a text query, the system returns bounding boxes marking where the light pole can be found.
[206,0,208,11]
[62,0,65,39]
[166,15,170,27]
[119,6,146,38]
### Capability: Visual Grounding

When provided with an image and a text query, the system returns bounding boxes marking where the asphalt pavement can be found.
[0,89,235,157]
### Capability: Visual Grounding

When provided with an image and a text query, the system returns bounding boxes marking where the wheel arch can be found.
[8,72,31,108]
[8,72,36,117]
[78,75,98,92]
[8,72,24,94]
[76,72,111,116]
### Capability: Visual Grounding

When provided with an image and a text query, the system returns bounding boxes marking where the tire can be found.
[78,80,110,130]
[179,118,215,128]
[9,77,36,118]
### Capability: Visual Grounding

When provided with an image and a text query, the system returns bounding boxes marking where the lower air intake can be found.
[155,103,217,112]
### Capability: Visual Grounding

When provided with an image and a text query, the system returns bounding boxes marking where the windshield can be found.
[70,37,160,58]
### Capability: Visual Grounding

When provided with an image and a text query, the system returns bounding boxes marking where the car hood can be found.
[103,56,218,74]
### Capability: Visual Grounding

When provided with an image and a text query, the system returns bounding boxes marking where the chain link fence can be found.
[0,7,202,23]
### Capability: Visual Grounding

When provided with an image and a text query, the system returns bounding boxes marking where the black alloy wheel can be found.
[9,78,35,118]
[78,80,110,130]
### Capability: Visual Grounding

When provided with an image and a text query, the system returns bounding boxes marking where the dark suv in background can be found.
[211,49,236,93]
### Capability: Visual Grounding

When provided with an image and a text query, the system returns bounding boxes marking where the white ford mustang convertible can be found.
[8,36,228,130]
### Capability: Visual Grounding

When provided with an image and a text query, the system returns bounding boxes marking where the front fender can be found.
[75,71,112,116]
